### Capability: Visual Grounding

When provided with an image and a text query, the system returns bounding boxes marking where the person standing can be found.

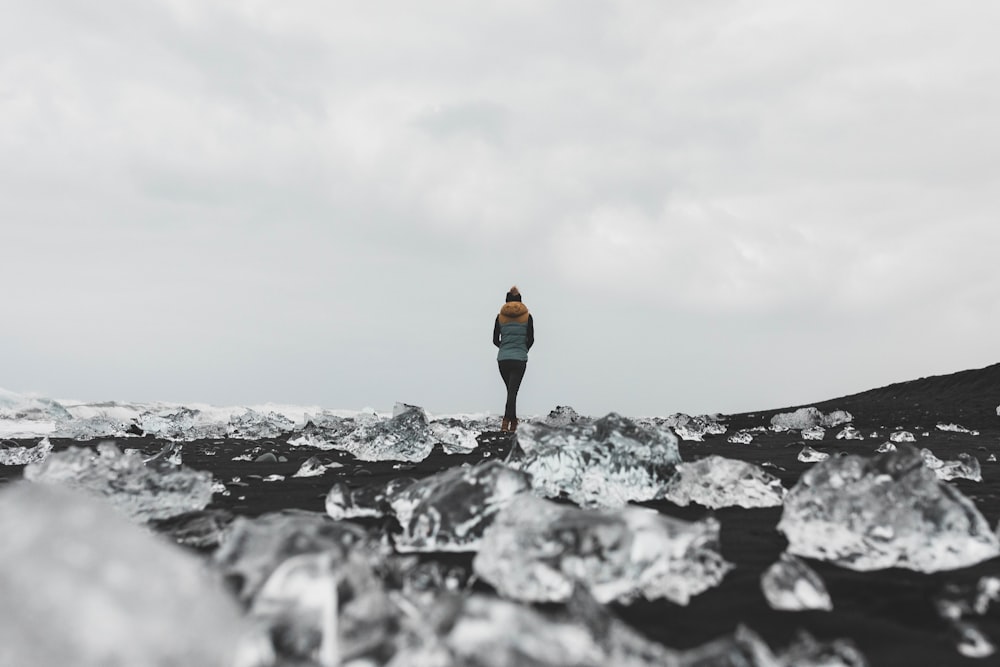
[493,286,534,432]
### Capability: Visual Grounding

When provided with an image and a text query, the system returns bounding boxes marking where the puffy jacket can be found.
[493,301,534,361]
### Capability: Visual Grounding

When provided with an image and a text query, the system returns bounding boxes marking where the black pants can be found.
[498,360,527,420]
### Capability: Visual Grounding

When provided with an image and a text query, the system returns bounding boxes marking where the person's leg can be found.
[498,361,513,431]
[503,361,526,422]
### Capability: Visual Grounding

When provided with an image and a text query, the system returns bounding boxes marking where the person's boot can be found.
[510,418,519,432]
[500,417,511,433]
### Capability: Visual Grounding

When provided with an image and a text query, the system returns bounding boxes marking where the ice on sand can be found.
[663,455,785,509]
[0,482,242,667]
[509,412,681,508]
[23,442,214,522]
[778,443,1000,572]
[336,403,439,462]
[473,494,731,605]
[389,460,531,552]
[0,436,53,466]
[760,553,833,611]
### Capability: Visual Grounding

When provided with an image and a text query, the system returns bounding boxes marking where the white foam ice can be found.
[663,455,785,509]
[473,494,731,606]
[778,443,1000,572]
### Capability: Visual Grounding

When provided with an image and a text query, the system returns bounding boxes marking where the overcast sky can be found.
[2,0,999,417]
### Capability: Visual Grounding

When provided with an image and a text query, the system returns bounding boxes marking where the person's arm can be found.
[493,316,501,348]
[526,314,534,350]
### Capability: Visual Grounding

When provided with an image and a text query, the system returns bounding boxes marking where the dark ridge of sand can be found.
[2,364,999,666]
[725,362,1000,431]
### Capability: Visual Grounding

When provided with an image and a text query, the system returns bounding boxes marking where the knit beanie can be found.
[505,286,522,302]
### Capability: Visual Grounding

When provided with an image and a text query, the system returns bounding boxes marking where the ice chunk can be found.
[836,426,864,440]
[771,407,823,432]
[0,388,72,421]
[388,461,532,552]
[214,510,380,602]
[797,446,829,463]
[662,455,785,509]
[336,403,438,462]
[921,448,982,482]
[777,631,868,667]
[651,413,727,441]
[890,430,915,443]
[387,590,676,667]
[822,410,854,428]
[875,442,896,453]
[509,412,680,508]
[801,426,825,441]
[149,508,234,550]
[0,482,243,666]
[760,553,833,611]
[145,440,184,466]
[937,423,979,435]
[325,478,417,521]
[288,432,336,449]
[473,494,731,605]
[0,436,53,465]
[247,552,340,667]
[429,417,480,454]
[292,456,344,478]
[542,405,589,427]
[674,625,780,666]
[23,442,214,521]
[728,430,755,445]
[227,408,296,439]
[777,443,1000,572]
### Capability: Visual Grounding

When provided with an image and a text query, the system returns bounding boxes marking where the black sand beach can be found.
[2,363,999,666]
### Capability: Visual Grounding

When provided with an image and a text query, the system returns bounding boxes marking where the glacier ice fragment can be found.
[335,403,438,462]
[292,456,343,478]
[728,430,755,445]
[23,442,214,521]
[509,412,680,508]
[836,426,864,440]
[325,478,416,521]
[801,426,825,441]
[0,482,243,667]
[0,436,53,465]
[936,423,978,435]
[662,455,785,509]
[875,442,896,453]
[760,553,833,611]
[921,448,982,482]
[473,494,731,605]
[226,408,296,439]
[777,443,1000,572]
[430,418,480,454]
[890,430,915,443]
[797,446,829,463]
[388,461,532,552]
[777,630,868,667]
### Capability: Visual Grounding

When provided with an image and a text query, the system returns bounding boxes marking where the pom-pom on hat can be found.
[505,286,522,302]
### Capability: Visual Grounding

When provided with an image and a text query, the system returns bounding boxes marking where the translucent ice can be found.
[836,426,864,440]
[336,403,438,462]
[0,436,53,465]
[227,408,296,439]
[388,460,532,552]
[542,404,589,427]
[292,456,344,478]
[247,552,340,667]
[801,426,825,441]
[662,455,785,509]
[798,446,829,463]
[473,494,731,605]
[937,423,978,435]
[24,442,215,522]
[771,408,853,432]
[213,510,381,602]
[0,482,243,667]
[728,430,755,445]
[920,448,982,482]
[325,478,416,521]
[890,430,916,443]
[287,432,337,450]
[509,412,681,508]
[875,442,896,453]
[0,388,72,421]
[429,417,480,454]
[649,413,727,441]
[778,443,1000,572]
[760,553,833,611]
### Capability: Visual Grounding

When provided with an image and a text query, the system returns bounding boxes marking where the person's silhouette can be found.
[493,286,534,432]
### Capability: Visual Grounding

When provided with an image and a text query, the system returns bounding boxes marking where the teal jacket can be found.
[493,302,534,361]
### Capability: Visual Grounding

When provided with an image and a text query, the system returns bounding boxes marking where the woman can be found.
[493,286,534,432]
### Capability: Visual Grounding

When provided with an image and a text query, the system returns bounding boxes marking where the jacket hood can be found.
[499,301,529,323]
